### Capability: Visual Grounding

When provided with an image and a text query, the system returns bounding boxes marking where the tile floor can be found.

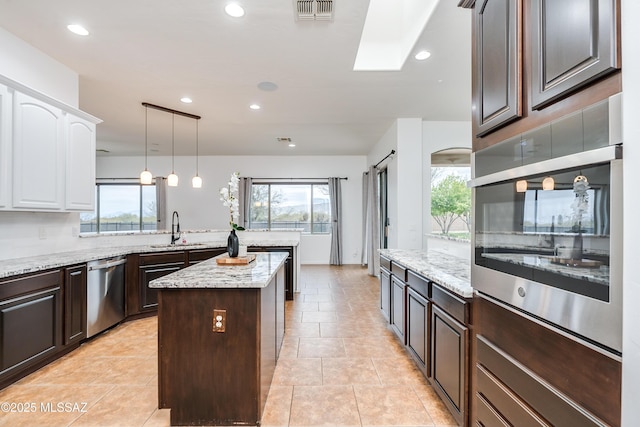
[0,265,457,427]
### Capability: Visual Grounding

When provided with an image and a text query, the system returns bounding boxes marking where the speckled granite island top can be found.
[379,249,472,298]
[149,252,288,289]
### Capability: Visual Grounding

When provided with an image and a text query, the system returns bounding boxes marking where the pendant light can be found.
[140,105,153,185]
[167,113,179,187]
[542,176,555,191]
[192,119,202,188]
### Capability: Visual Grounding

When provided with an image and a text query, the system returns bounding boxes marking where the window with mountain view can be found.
[249,183,331,233]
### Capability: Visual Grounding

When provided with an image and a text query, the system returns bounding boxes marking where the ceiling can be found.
[0,0,472,157]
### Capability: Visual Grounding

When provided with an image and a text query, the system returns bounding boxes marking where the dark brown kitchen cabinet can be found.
[406,287,430,377]
[390,275,406,343]
[380,265,391,321]
[0,270,63,389]
[473,295,621,427]
[138,252,187,312]
[64,264,86,345]
[188,248,226,265]
[431,304,468,427]
[530,0,620,110]
[474,0,522,136]
[248,246,294,300]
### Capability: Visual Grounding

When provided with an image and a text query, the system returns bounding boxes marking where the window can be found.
[249,183,331,233]
[80,183,157,233]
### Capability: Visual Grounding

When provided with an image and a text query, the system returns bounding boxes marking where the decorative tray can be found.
[549,257,602,268]
[215,254,256,265]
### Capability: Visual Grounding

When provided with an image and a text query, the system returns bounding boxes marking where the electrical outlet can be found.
[213,309,226,333]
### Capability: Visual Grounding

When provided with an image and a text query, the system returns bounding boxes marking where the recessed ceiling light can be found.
[181,97,193,104]
[415,50,431,60]
[257,81,278,91]
[225,3,245,17]
[67,24,89,36]
[249,104,261,110]
[288,143,296,148]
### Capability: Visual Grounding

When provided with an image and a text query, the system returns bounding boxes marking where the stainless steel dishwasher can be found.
[86,256,127,338]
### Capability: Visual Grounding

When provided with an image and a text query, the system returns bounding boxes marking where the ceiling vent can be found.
[295,0,334,21]
[277,137,292,143]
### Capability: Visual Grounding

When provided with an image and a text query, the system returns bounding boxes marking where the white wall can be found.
[96,155,366,264]
[621,0,640,424]
[422,121,472,248]
[0,27,78,107]
[396,118,423,249]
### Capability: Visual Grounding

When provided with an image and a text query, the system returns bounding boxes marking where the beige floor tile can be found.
[412,382,459,426]
[322,358,381,385]
[272,358,323,386]
[289,385,361,427]
[354,384,434,426]
[261,385,293,427]
[69,385,157,427]
[303,293,335,302]
[343,336,406,359]
[298,337,346,358]
[286,321,321,338]
[301,311,338,323]
[141,408,171,427]
[372,357,429,386]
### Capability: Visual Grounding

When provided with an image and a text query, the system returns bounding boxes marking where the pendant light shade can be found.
[515,180,528,192]
[167,172,179,187]
[140,105,153,184]
[192,119,202,188]
[542,176,555,191]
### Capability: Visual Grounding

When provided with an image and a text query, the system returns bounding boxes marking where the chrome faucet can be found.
[171,211,180,245]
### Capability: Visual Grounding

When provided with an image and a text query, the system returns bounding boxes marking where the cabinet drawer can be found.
[431,283,469,325]
[476,393,510,427]
[0,270,61,300]
[380,256,391,271]
[391,262,407,282]
[139,252,186,266]
[407,270,429,299]
[476,335,605,427]
[476,364,547,427]
[188,248,225,264]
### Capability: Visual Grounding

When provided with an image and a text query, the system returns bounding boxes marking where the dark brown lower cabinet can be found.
[188,248,226,265]
[473,296,621,427]
[0,270,63,389]
[431,304,468,426]
[390,275,406,343]
[137,252,188,313]
[406,287,429,377]
[64,265,87,345]
[248,246,295,300]
[380,266,391,321]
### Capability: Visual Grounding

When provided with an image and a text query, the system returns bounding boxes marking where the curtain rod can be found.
[142,102,201,120]
[251,177,348,180]
[374,150,396,168]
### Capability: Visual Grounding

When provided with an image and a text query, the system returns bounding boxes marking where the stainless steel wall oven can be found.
[470,96,623,355]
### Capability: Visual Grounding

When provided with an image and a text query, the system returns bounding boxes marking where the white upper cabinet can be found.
[0,75,101,212]
[66,114,96,210]
[12,91,65,210]
[0,85,11,208]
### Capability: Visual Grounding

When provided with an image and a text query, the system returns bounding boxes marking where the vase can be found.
[227,229,239,258]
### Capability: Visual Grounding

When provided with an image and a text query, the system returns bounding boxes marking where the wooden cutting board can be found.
[215,254,256,265]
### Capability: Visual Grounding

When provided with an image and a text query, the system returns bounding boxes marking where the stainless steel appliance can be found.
[470,93,623,357]
[86,256,126,338]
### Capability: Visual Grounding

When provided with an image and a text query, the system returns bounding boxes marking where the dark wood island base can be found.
[153,253,287,426]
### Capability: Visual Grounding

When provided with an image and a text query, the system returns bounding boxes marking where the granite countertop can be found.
[481,253,609,285]
[0,240,299,280]
[379,249,472,298]
[149,252,288,289]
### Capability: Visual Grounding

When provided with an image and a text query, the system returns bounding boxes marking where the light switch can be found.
[213,309,226,333]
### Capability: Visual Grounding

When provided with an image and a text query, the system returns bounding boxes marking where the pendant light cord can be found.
[196,120,199,175]
[171,113,175,173]
[144,105,148,169]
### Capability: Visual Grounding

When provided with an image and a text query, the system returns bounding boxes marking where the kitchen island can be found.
[149,252,288,426]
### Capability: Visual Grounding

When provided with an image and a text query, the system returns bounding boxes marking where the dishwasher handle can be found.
[88,258,127,271]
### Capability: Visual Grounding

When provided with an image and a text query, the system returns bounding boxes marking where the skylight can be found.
[353,0,440,71]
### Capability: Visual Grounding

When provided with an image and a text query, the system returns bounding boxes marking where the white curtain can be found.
[238,177,252,228]
[328,177,342,265]
[156,177,167,230]
[361,166,380,275]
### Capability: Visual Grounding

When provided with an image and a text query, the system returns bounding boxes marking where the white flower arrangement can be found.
[219,172,244,230]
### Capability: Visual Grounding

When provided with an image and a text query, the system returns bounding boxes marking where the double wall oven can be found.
[470,95,623,355]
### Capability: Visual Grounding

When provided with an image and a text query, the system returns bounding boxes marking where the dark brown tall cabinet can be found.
[474,0,522,136]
